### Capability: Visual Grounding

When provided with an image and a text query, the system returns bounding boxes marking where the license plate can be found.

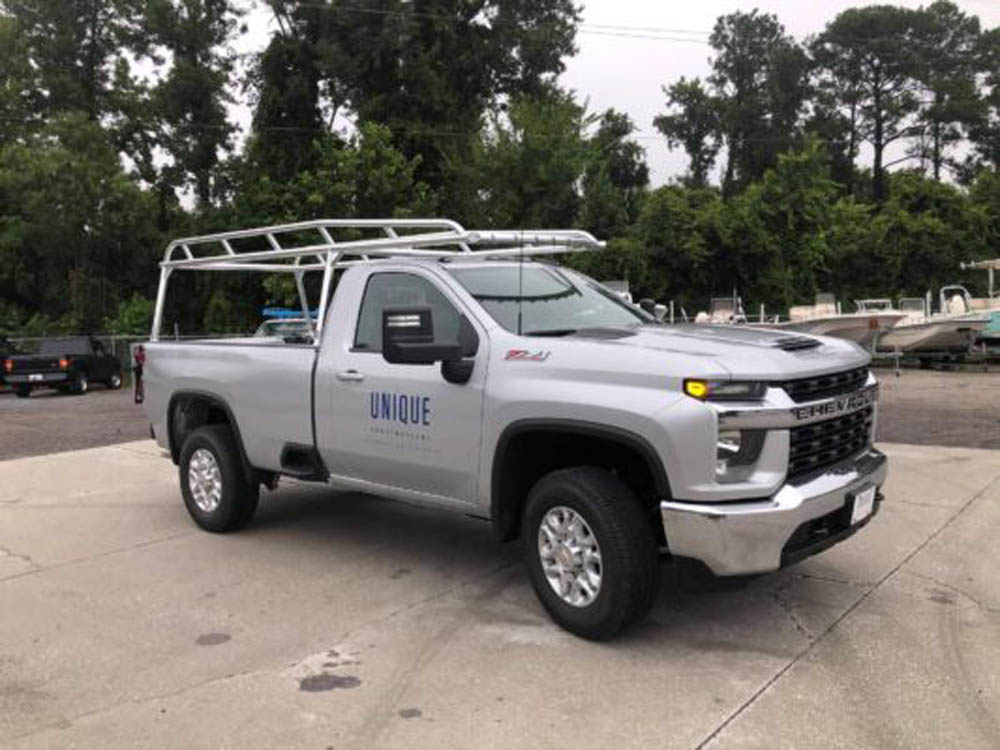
[850,486,876,524]
[28,373,43,382]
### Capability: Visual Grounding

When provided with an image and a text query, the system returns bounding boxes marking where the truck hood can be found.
[565,324,869,380]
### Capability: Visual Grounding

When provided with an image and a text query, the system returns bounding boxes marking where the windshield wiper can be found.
[523,328,577,337]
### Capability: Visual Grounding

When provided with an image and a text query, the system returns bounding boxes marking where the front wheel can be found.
[179,425,259,532]
[522,467,660,640]
[16,385,30,398]
[106,372,123,389]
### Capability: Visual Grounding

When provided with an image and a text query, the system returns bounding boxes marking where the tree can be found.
[251,0,580,190]
[0,14,41,147]
[0,114,161,330]
[653,78,720,187]
[580,110,649,238]
[909,1,981,181]
[246,4,324,183]
[476,90,589,229]
[966,27,1000,175]
[812,5,923,202]
[1,0,154,167]
[147,0,242,207]
[709,10,810,194]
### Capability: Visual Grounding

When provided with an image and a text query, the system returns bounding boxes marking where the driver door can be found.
[317,269,488,504]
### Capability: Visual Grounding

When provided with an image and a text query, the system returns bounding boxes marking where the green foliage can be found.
[104,293,154,335]
[147,0,241,206]
[0,113,161,331]
[653,78,720,187]
[476,90,590,229]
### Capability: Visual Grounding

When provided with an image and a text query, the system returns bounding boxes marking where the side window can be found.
[354,272,461,352]
[93,341,105,356]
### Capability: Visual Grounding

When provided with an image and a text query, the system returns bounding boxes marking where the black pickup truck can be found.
[3,336,123,398]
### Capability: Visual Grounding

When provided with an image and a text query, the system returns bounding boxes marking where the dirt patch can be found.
[0,387,149,461]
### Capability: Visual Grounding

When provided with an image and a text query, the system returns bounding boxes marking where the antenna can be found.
[517,230,525,335]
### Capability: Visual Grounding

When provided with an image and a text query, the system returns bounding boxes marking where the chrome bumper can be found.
[660,448,887,576]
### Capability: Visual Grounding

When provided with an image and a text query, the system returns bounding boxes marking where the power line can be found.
[287,2,714,43]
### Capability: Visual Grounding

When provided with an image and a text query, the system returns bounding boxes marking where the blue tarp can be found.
[261,307,317,319]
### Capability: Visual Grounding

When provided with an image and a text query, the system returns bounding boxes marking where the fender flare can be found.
[166,390,254,478]
[489,418,672,541]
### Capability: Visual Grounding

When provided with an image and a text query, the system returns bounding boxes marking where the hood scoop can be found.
[772,335,821,351]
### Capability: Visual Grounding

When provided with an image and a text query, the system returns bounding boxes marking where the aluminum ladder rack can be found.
[151,218,604,341]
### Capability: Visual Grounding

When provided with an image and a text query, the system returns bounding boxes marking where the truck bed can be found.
[142,339,316,471]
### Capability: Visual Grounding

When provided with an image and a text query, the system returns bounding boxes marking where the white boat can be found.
[875,292,988,354]
[767,293,906,347]
[695,295,748,325]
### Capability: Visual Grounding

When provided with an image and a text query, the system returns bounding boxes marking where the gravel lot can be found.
[0,386,149,461]
[2,369,999,460]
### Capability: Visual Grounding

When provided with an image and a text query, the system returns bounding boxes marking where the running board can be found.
[279,443,328,482]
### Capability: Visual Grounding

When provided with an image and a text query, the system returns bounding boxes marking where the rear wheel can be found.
[15,385,30,398]
[179,424,259,532]
[70,372,88,395]
[522,467,660,640]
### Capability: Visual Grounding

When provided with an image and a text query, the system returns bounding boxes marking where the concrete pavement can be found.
[1,441,998,749]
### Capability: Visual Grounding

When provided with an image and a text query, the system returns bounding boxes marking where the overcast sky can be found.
[235,1,1000,186]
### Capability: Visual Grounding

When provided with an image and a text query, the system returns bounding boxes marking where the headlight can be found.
[684,379,766,401]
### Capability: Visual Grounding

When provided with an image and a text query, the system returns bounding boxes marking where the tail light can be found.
[3,359,11,373]
[59,358,70,369]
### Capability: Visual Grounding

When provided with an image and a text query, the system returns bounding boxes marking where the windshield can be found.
[39,338,90,355]
[254,320,313,338]
[448,265,649,335]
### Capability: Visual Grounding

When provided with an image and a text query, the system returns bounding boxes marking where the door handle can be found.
[335,369,365,382]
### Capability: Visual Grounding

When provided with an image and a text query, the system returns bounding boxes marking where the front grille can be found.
[787,406,873,481]
[777,367,869,403]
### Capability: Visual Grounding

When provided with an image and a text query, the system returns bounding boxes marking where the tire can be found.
[522,467,660,640]
[179,424,259,533]
[16,385,30,398]
[70,372,88,395]
[106,371,123,390]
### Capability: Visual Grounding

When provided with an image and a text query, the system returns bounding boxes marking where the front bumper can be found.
[660,447,887,575]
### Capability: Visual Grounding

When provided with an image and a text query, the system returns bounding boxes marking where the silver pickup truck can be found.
[137,219,886,639]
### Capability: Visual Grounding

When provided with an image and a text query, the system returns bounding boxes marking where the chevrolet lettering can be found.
[792,385,878,422]
[137,218,888,640]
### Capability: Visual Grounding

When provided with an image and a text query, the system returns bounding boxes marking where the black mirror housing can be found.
[382,307,462,365]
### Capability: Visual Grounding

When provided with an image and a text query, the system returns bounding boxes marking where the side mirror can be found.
[382,307,462,365]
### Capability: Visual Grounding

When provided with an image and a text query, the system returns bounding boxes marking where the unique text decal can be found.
[369,392,431,427]
[505,349,550,361]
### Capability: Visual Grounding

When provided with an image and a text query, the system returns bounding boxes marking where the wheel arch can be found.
[490,419,671,543]
[167,390,254,478]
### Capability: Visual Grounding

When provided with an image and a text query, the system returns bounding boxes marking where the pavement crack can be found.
[787,571,871,588]
[695,466,1000,749]
[0,530,196,583]
[0,543,39,570]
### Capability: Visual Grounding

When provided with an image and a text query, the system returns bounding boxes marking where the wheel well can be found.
[491,425,668,545]
[168,393,242,467]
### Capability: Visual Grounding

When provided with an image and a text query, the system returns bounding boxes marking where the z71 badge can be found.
[792,385,877,421]
[505,349,550,361]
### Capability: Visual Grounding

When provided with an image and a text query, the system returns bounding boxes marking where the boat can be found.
[875,291,988,354]
[694,294,748,325]
[766,293,906,347]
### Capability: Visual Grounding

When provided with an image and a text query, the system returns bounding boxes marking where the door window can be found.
[354,272,461,352]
